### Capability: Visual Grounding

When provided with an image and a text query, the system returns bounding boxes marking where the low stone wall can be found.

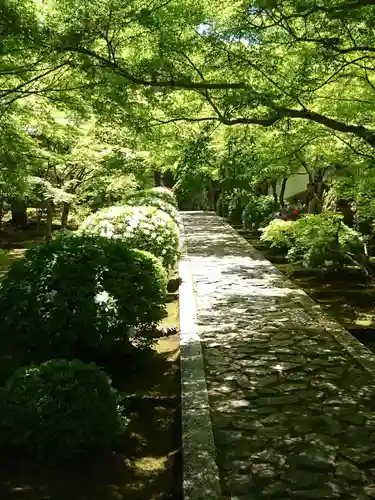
[179,217,221,500]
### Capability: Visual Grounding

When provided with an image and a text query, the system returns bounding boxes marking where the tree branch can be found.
[60,45,246,89]
[276,0,375,20]
[334,134,375,159]
[60,45,375,149]
[0,61,71,100]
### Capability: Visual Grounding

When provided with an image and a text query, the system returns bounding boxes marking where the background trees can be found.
[2,0,375,252]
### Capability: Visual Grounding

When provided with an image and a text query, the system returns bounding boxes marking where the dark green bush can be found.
[0,359,127,459]
[0,233,167,373]
[242,195,275,230]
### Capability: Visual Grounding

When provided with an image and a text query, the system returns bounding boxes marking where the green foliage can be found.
[223,189,251,224]
[149,187,177,207]
[81,205,180,270]
[0,359,127,459]
[67,204,93,229]
[260,219,295,251]
[262,212,369,271]
[0,250,10,266]
[83,174,139,211]
[350,176,375,235]
[125,191,180,222]
[242,195,275,230]
[174,133,214,210]
[4,0,375,280]
[290,213,366,269]
[175,182,209,211]
[216,193,229,217]
[0,233,167,375]
[28,175,74,205]
[262,212,368,270]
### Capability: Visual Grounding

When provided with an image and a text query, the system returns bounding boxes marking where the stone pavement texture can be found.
[182,211,375,500]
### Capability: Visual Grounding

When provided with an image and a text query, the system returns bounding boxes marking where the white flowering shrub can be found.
[149,187,177,207]
[81,205,180,270]
[124,193,180,224]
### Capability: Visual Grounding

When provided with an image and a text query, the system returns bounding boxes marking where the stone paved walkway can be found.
[182,211,375,500]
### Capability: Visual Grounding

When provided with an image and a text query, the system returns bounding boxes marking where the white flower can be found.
[94,290,110,304]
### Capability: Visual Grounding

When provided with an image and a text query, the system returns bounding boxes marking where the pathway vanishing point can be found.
[180,211,375,500]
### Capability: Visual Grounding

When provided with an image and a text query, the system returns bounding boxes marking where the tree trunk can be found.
[45,202,53,242]
[154,171,162,186]
[279,178,288,208]
[271,180,278,205]
[307,174,326,214]
[212,181,221,210]
[11,200,27,227]
[162,170,175,188]
[0,198,4,229]
[308,196,320,214]
[208,180,215,210]
[61,202,71,227]
[36,207,44,232]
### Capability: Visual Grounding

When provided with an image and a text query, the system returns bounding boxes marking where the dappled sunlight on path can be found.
[183,211,375,500]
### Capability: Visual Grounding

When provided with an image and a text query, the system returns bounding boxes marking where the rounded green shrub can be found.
[260,219,295,251]
[149,187,177,207]
[0,359,127,459]
[242,195,275,230]
[81,205,180,270]
[0,233,167,373]
[124,193,180,223]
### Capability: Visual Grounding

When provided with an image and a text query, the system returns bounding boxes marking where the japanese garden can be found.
[2,1,375,498]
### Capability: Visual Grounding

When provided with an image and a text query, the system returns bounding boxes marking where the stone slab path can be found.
[182,211,375,500]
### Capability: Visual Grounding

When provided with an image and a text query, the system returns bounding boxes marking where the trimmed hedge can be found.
[0,233,167,374]
[0,359,127,459]
[80,205,180,270]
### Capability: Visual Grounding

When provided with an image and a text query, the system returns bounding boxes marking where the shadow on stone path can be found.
[182,211,375,500]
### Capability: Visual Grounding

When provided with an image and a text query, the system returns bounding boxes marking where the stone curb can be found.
[223,214,375,380]
[179,214,222,500]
